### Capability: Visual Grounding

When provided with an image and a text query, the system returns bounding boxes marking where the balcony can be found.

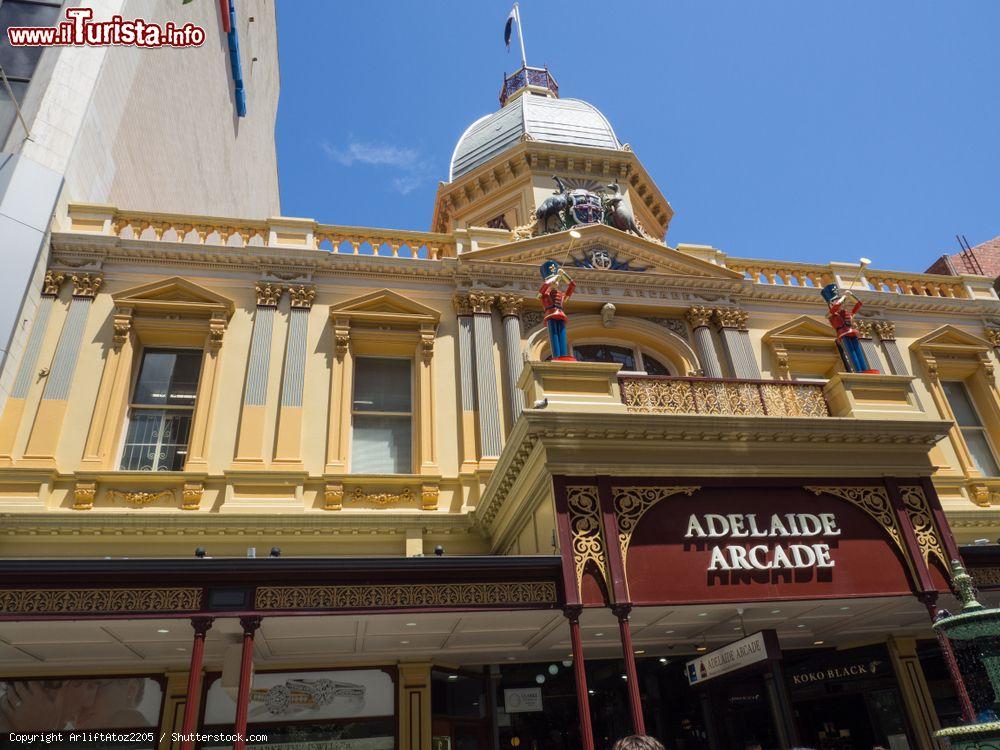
[618,374,830,418]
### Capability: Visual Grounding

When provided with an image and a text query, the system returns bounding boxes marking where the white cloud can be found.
[321,139,432,194]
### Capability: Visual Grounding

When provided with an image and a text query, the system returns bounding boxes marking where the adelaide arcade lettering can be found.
[685,513,842,572]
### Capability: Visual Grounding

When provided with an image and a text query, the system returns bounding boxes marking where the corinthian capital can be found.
[468,291,495,315]
[874,321,896,341]
[42,269,66,297]
[255,281,284,307]
[685,305,713,329]
[985,328,1000,348]
[856,320,874,339]
[288,285,316,309]
[71,273,103,298]
[712,307,749,331]
[453,293,473,317]
[497,294,524,318]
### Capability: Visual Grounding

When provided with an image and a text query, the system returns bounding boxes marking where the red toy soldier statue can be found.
[539,259,576,361]
[821,283,879,374]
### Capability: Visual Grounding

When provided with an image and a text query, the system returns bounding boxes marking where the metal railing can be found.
[618,375,830,418]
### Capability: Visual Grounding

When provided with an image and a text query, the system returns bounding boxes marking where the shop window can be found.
[943,380,1000,476]
[573,343,672,376]
[0,0,61,142]
[351,356,413,473]
[119,349,203,471]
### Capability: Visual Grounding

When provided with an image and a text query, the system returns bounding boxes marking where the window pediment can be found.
[329,289,440,361]
[111,277,234,348]
[763,315,839,378]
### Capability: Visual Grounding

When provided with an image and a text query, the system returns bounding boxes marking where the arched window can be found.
[572,343,672,376]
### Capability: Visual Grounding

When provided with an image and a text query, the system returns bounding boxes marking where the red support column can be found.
[923,595,976,722]
[566,609,596,750]
[615,606,646,735]
[234,616,261,750]
[180,617,214,750]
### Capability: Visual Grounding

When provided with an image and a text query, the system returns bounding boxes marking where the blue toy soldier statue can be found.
[821,283,879,374]
[538,260,576,361]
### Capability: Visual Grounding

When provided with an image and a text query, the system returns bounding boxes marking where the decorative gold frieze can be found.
[712,307,749,331]
[806,486,905,557]
[468,291,495,315]
[566,485,608,593]
[349,487,413,506]
[42,270,66,297]
[497,294,524,318]
[453,293,474,317]
[289,285,316,309]
[71,273,103,298]
[898,485,948,569]
[0,587,202,614]
[874,321,897,341]
[255,581,558,610]
[255,281,284,307]
[112,308,133,349]
[614,486,700,567]
[108,488,173,508]
[685,305,713,329]
[72,480,97,510]
[619,377,829,418]
[181,481,204,511]
[985,328,1000,348]
[421,483,439,511]
[324,482,344,511]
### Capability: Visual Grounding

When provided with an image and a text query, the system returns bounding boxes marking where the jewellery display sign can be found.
[203,669,394,724]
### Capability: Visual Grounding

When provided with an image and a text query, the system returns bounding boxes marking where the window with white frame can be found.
[571,343,672,376]
[120,349,203,471]
[943,380,1000,477]
[0,0,61,143]
[351,357,413,474]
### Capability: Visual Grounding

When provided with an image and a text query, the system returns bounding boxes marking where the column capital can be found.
[468,291,496,315]
[112,308,133,350]
[453,293,474,317]
[207,312,227,350]
[562,605,584,622]
[255,281,284,307]
[497,293,524,318]
[239,615,262,635]
[685,305,712,329]
[874,320,897,341]
[985,327,1000,348]
[190,616,215,636]
[712,307,749,331]
[42,269,66,297]
[856,319,874,340]
[71,273,103,298]
[288,284,316,309]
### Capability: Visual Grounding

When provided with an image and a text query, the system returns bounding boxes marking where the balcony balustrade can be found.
[618,374,831,418]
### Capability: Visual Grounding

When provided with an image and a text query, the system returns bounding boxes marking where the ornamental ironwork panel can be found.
[898,485,949,569]
[619,376,829,418]
[566,485,609,594]
[613,486,700,567]
[805,486,905,558]
[255,582,558,611]
[0,587,202,614]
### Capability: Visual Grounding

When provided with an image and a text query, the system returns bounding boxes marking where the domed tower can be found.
[432,64,673,241]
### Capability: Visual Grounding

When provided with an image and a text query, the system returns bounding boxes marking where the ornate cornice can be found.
[41,269,66,297]
[288,284,316,309]
[255,581,557,611]
[685,305,713,329]
[108,488,173,508]
[497,293,524,318]
[71,273,103,298]
[255,281,284,307]
[712,307,749,331]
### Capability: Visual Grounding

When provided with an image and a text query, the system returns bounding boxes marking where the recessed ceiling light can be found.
[157,628,170,634]
[507,656,516,661]
[770,609,781,614]
[796,624,806,628]
[634,650,645,655]
[620,674,627,680]
[406,622,417,627]
[697,612,708,617]
[588,689,595,695]
[813,640,824,645]
[665,630,675,635]
[448,674,459,680]
[658,658,668,664]
[733,626,742,631]
[594,632,604,637]
[696,646,707,652]
[400,640,410,645]
[839,606,850,611]
[175,647,185,651]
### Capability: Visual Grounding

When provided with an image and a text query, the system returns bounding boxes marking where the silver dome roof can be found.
[449,94,621,181]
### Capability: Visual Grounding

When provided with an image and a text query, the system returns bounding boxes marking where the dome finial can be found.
[500,4,558,106]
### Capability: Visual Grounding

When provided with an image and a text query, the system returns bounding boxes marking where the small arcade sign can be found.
[686,630,780,686]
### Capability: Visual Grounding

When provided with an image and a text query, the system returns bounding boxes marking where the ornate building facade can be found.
[1,66,999,750]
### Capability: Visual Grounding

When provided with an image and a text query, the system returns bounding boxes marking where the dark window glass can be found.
[133,350,203,405]
[0,1,61,79]
[641,353,671,376]
[572,344,636,370]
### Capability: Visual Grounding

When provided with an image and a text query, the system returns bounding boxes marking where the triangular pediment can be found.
[911,325,992,353]
[763,315,836,345]
[457,223,744,280]
[330,289,440,323]
[112,277,234,315]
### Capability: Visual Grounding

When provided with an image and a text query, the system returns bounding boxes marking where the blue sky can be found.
[274,1,1000,271]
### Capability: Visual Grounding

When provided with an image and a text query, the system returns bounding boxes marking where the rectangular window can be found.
[0,0,61,142]
[943,380,1000,477]
[351,357,412,474]
[120,349,203,471]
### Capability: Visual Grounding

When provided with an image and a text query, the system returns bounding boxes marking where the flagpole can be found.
[514,2,528,68]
